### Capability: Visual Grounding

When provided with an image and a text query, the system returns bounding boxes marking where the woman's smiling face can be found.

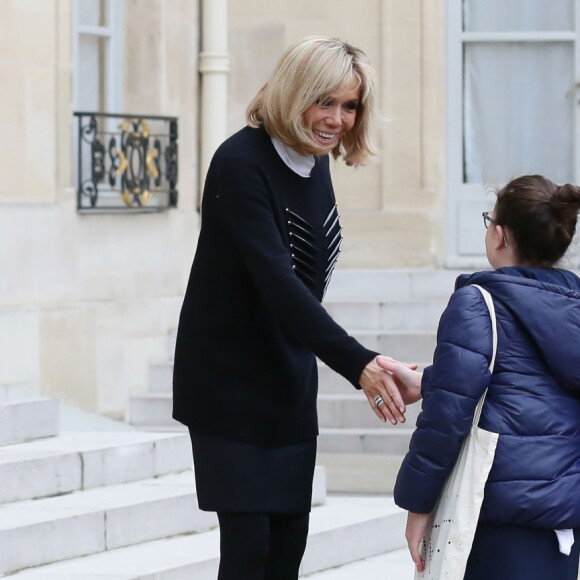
[302,78,360,154]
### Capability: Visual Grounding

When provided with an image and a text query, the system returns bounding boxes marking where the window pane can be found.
[78,35,107,111]
[463,0,574,32]
[78,0,107,27]
[463,42,574,184]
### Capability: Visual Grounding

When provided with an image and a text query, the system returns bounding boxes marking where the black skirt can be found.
[188,429,317,514]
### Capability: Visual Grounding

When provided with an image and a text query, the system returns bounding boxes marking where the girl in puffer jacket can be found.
[379,175,580,579]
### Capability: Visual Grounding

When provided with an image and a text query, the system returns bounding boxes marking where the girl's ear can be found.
[493,225,508,251]
[495,224,509,249]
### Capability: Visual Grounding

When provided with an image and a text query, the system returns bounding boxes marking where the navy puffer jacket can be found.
[394,266,580,529]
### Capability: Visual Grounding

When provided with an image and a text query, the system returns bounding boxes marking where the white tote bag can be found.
[416,285,499,580]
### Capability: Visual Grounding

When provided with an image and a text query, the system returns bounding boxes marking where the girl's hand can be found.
[376,356,423,404]
[406,511,431,573]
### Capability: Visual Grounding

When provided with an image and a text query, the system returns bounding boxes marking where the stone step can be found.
[153,331,434,394]
[318,427,414,455]
[166,297,445,361]
[2,467,326,576]
[317,362,430,394]
[322,299,446,331]
[316,453,405,495]
[317,364,352,394]
[0,398,59,446]
[10,494,405,579]
[301,496,405,576]
[128,393,176,427]
[168,328,177,359]
[129,392,422,431]
[303,548,414,580]
[149,360,173,393]
[134,423,188,433]
[0,471,206,575]
[353,330,436,363]
[318,394,420,429]
[164,268,456,361]
[0,431,192,505]
[323,269,458,303]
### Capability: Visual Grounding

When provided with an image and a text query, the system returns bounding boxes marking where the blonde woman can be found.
[173,37,408,579]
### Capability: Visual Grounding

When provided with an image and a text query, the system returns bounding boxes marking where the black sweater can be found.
[172,126,377,446]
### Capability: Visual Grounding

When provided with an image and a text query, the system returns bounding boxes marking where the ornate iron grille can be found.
[74,112,178,212]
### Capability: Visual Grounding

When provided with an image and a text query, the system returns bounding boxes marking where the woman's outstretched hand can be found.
[359,358,406,424]
[376,356,423,405]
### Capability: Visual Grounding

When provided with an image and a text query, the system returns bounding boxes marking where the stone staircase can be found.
[0,396,409,578]
[316,270,455,493]
[128,269,458,493]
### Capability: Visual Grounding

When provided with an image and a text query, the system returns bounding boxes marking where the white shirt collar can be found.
[271,137,315,178]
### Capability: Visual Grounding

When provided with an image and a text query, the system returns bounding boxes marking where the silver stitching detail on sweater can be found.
[285,205,342,297]
[286,208,315,288]
[323,205,342,298]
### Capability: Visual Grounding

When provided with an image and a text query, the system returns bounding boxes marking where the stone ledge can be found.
[0,398,59,446]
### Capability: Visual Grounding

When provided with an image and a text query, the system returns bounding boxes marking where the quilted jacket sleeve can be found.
[394,285,494,513]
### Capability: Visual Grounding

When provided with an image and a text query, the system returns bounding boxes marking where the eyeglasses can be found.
[482,211,509,247]
[482,211,497,229]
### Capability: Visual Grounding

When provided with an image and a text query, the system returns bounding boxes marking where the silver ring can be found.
[373,395,385,408]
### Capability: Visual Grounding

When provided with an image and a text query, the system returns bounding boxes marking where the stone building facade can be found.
[1,0,577,416]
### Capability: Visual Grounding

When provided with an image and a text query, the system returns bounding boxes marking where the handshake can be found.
[358,356,423,425]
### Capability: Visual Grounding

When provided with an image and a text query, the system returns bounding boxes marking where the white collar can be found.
[271,137,315,178]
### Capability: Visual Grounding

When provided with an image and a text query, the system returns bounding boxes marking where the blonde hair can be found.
[246,36,378,166]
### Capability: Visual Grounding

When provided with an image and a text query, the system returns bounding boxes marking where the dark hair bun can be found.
[552,183,580,207]
[495,175,580,266]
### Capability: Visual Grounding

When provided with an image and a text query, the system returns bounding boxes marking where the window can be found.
[446,0,579,266]
[72,0,126,209]
[72,0,123,113]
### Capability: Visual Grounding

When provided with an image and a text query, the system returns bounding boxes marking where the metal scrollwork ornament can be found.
[74,112,179,211]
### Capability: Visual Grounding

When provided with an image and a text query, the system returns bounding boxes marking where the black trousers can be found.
[216,511,310,580]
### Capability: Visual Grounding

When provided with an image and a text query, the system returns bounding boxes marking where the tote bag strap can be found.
[471,284,498,426]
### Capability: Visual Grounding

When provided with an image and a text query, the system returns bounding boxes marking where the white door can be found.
[446,0,580,268]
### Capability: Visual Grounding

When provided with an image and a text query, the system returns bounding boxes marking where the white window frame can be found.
[72,0,124,113]
[445,0,580,268]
